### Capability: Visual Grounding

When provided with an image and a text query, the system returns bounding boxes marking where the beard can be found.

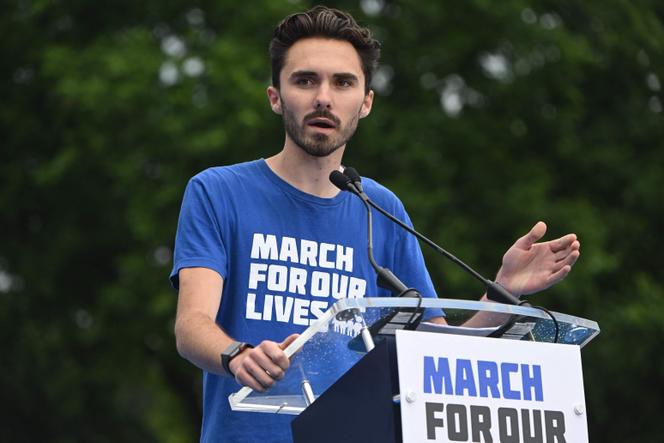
[281,97,361,158]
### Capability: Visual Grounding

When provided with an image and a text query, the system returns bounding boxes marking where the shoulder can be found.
[186,160,266,198]
[181,160,265,207]
[190,159,262,187]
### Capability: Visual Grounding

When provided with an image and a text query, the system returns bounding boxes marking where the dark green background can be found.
[2,0,662,441]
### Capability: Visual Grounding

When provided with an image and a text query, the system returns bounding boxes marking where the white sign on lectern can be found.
[396,330,588,443]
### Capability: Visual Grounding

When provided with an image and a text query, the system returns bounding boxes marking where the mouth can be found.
[306,117,338,130]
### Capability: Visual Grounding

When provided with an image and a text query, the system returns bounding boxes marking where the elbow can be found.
[174,317,190,360]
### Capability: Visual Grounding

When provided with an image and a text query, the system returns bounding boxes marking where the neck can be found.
[265,140,345,198]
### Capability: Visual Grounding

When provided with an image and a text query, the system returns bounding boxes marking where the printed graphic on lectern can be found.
[423,357,543,401]
[397,323,588,442]
[421,356,566,442]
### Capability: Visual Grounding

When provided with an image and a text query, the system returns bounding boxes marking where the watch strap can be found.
[221,341,253,376]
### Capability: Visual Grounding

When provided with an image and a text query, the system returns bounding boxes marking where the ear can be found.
[359,89,374,119]
[267,86,282,115]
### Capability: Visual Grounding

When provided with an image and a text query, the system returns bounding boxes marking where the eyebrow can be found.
[289,70,360,83]
[289,70,318,79]
[333,73,360,83]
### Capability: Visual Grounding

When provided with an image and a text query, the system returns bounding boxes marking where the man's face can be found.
[268,37,374,157]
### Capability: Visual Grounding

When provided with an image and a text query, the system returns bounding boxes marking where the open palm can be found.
[495,221,580,297]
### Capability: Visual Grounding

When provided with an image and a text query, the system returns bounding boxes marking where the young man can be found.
[170,6,580,443]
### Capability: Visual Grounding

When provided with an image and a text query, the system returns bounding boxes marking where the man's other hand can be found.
[229,334,299,392]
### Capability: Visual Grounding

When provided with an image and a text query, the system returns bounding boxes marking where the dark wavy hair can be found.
[269,5,381,93]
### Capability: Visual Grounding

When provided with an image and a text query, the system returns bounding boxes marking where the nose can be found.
[313,83,332,110]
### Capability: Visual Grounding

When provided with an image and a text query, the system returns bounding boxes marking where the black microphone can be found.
[329,169,355,193]
[343,166,364,194]
[341,167,522,306]
[329,170,411,295]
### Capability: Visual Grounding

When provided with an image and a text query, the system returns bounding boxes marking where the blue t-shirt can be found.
[170,159,439,443]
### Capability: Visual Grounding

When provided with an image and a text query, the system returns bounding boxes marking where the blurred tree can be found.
[0,0,662,441]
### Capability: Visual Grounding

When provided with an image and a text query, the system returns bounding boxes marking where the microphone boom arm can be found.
[342,167,521,306]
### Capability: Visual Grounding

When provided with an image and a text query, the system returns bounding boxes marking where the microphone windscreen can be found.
[343,166,363,193]
[343,166,361,182]
[329,170,352,191]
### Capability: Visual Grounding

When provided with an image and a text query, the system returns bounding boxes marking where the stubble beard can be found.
[281,97,361,158]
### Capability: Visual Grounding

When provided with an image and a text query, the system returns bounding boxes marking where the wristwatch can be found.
[221,341,253,376]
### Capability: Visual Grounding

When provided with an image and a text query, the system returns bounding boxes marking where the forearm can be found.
[175,311,234,375]
[462,267,519,328]
[461,294,512,328]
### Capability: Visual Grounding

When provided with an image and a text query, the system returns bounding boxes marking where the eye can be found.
[295,77,315,87]
[337,79,353,88]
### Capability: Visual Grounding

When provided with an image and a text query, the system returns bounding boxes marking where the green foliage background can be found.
[1,0,662,441]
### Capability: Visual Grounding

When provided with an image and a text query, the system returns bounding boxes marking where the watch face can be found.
[223,341,243,358]
[221,341,245,376]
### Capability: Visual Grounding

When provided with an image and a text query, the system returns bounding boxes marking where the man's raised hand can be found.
[495,221,580,298]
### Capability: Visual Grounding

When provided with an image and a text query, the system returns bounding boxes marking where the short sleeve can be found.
[169,176,229,289]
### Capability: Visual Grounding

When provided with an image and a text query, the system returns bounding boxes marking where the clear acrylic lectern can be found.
[229,297,599,416]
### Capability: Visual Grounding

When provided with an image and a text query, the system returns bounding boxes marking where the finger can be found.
[279,333,300,350]
[280,333,302,357]
[550,234,578,253]
[234,365,268,392]
[514,221,547,250]
[564,250,580,267]
[554,242,580,262]
[550,250,580,275]
[553,242,580,262]
[261,341,291,370]
[546,264,572,286]
[243,357,275,390]
[252,350,286,380]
